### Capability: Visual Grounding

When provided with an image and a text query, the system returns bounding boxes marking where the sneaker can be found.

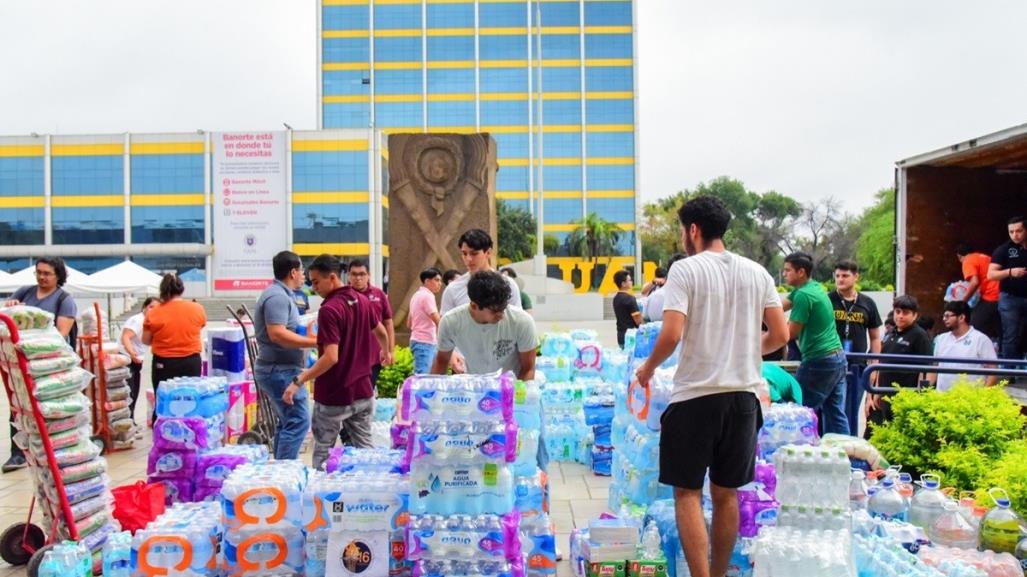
[556,547,563,562]
[133,425,144,440]
[2,454,26,473]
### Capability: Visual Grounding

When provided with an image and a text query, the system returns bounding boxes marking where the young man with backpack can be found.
[3,257,78,472]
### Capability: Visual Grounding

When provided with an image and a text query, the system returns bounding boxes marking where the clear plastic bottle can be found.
[868,478,909,522]
[1014,534,1027,574]
[849,470,868,511]
[102,530,133,577]
[641,520,663,560]
[979,488,1027,555]
[929,500,979,549]
[909,474,948,530]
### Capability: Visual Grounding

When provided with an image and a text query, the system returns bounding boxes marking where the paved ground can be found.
[0,318,620,575]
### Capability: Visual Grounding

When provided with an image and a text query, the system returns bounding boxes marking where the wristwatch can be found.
[291,376,302,387]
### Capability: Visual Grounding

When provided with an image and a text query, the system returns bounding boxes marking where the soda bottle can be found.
[909,474,948,530]
[928,500,978,549]
[979,488,1027,555]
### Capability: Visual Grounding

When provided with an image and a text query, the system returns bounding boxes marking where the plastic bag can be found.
[51,459,108,486]
[104,399,129,412]
[36,392,90,420]
[106,384,130,402]
[27,354,80,377]
[17,332,73,359]
[69,494,113,521]
[111,481,166,533]
[107,407,131,422]
[110,418,135,435]
[47,438,102,468]
[44,473,112,504]
[0,305,55,330]
[101,353,130,370]
[104,366,131,383]
[32,366,93,401]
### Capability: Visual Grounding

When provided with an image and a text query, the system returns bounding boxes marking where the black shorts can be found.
[971,300,1000,340]
[658,392,763,490]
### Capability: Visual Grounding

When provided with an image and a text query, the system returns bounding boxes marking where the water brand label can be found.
[483,464,498,487]
[514,381,527,404]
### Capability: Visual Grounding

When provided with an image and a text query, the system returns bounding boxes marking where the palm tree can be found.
[565,212,623,289]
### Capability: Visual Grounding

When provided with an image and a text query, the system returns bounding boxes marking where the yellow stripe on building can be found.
[541,26,580,35]
[427,93,475,102]
[374,61,422,70]
[382,196,390,209]
[374,94,422,103]
[542,59,581,68]
[322,30,371,39]
[426,126,478,134]
[374,28,421,38]
[381,127,425,134]
[587,157,634,166]
[544,157,582,166]
[480,60,528,69]
[544,92,581,100]
[51,195,123,208]
[479,126,534,134]
[293,192,370,204]
[496,192,530,200]
[587,190,635,198]
[585,26,633,34]
[323,0,368,5]
[480,92,528,101]
[543,124,584,133]
[427,60,475,69]
[130,142,204,155]
[293,243,371,256]
[0,145,44,157]
[498,158,530,167]
[543,222,634,233]
[427,0,473,3]
[51,144,123,156]
[586,91,634,100]
[292,139,369,152]
[323,95,371,104]
[0,197,44,208]
[130,194,206,206]
[587,124,634,133]
[323,62,371,71]
[427,28,474,36]
[585,58,633,67]
[544,191,582,199]
[479,27,528,36]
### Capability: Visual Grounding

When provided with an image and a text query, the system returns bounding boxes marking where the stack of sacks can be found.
[0,306,120,570]
[192,444,269,502]
[131,502,222,577]
[91,346,134,449]
[77,307,109,339]
[147,376,228,504]
[221,461,307,577]
[302,468,410,577]
[403,371,528,577]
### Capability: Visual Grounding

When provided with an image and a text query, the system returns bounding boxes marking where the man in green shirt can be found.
[783,252,849,435]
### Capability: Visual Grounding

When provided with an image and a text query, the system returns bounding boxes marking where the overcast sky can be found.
[2,1,1026,214]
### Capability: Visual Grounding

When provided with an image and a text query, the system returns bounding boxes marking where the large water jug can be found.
[909,474,948,530]
[979,487,1027,555]
[928,500,978,549]
[867,477,908,522]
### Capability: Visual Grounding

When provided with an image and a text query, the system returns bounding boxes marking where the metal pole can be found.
[533,0,546,273]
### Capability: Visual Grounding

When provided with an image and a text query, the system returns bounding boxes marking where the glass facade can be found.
[320,0,637,257]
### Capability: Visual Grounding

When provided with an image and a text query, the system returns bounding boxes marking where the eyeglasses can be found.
[35,270,54,277]
[942,312,958,319]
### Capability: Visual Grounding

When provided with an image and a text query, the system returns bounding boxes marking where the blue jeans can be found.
[796,350,849,436]
[998,292,1027,365]
[410,341,437,375]
[844,364,866,437]
[254,364,310,460]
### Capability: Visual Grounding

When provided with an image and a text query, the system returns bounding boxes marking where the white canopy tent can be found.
[73,261,162,295]
[0,265,89,293]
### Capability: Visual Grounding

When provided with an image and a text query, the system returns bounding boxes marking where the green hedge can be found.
[377,346,413,399]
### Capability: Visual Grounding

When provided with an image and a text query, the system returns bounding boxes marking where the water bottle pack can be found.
[757,403,819,460]
[195,444,269,488]
[520,513,558,577]
[513,381,542,431]
[406,421,518,466]
[514,469,549,518]
[325,446,406,474]
[513,429,541,477]
[750,527,855,577]
[101,530,132,577]
[535,356,572,383]
[223,524,306,577]
[412,559,523,577]
[738,474,779,538]
[302,470,410,533]
[406,512,521,562]
[853,532,946,577]
[582,394,614,426]
[152,415,225,452]
[644,500,688,577]
[540,333,576,358]
[542,411,590,464]
[626,369,673,432]
[155,376,229,419]
[601,350,629,386]
[402,372,515,423]
[131,502,223,577]
[918,544,1023,577]
[772,444,850,509]
[410,463,514,516]
[540,381,585,412]
[36,540,93,577]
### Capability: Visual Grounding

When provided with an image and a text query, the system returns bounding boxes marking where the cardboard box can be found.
[587,560,626,577]
[628,559,668,577]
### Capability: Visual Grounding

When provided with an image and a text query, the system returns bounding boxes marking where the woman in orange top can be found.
[142,274,207,424]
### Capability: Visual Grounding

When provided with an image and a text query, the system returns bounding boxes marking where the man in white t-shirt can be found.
[440,229,521,315]
[635,196,789,577]
[644,253,686,322]
[930,300,998,392]
[120,297,160,428]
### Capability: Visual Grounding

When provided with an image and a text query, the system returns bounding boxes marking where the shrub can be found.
[377,346,414,399]
[976,439,1027,515]
[869,381,1026,490]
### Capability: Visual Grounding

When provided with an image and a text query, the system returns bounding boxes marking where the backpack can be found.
[54,290,79,348]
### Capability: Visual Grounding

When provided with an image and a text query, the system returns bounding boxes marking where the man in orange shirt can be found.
[956,243,1000,340]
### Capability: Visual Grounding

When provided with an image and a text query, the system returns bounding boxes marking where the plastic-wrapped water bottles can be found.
[324,446,406,474]
[757,403,819,459]
[853,532,946,577]
[868,478,910,523]
[919,544,1022,577]
[221,461,307,530]
[223,524,305,577]
[302,470,410,533]
[750,527,855,577]
[514,469,548,518]
[402,373,515,423]
[155,376,228,418]
[514,429,541,477]
[535,356,572,383]
[541,333,576,357]
[513,380,542,431]
[407,512,522,561]
[38,541,91,577]
[132,502,222,577]
[582,394,615,426]
[601,349,629,385]
[406,421,518,465]
[520,513,558,576]
[101,530,132,577]
[908,474,948,531]
[412,559,523,577]
[410,463,514,515]
[772,445,850,509]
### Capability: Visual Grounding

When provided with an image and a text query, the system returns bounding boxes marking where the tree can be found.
[497,200,537,262]
[565,212,623,288]
[855,188,896,286]
[543,234,561,256]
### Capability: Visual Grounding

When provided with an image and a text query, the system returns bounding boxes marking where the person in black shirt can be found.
[988,215,1027,362]
[865,295,932,438]
[829,260,883,436]
[612,269,641,348]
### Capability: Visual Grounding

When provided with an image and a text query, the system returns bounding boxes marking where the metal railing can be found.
[845,352,1027,395]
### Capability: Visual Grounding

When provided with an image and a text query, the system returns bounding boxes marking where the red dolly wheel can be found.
[0,522,45,566]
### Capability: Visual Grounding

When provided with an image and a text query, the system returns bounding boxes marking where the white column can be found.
[43,135,52,246]
[370,128,384,286]
[474,0,481,130]
[534,1,545,265]
[579,0,587,221]
[317,0,324,130]
[631,0,642,279]
[286,130,294,252]
[422,0,428,132]
[369,0,376,129]
[526,0,535,218]
[123,133,131,248]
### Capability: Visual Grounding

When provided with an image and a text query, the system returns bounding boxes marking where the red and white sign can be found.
[212,132,287,295]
